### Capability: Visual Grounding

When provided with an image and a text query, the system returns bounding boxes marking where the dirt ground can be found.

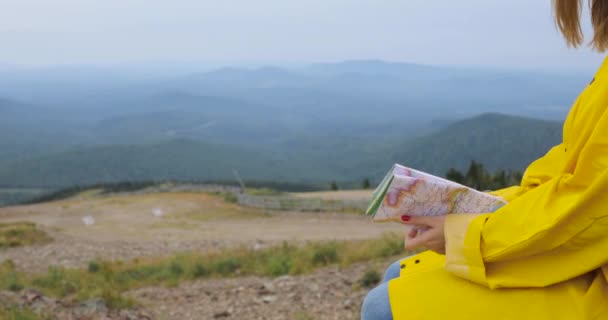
[0,191,404,319]
[127,260,395,320]
[0,192,400,273]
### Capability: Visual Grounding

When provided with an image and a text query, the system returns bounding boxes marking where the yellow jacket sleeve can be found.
[486,186,523,202]
[486,143,569,202]
[444,112,608,289]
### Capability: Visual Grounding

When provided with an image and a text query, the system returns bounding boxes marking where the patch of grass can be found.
[265,254,292,277]
[88,261,101,273]
[221,192,238,203]
[338,233,405,266]
[205,191,238,204]
[359,269,381,288]
[0,233,405,311]
[0,222,52,249]
[0,261,25,295]
[212,257,242,275]
[0,305,46,320]
[192,263,208,278]
[311,242,339,266]
[293,311,316,320]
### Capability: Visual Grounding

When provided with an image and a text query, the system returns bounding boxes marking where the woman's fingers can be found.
[405,228,436,250]
[407,228,418,239]
[401,215,447,253]
[399,215,438,227]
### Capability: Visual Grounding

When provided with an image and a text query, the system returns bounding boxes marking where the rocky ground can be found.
[128,262,385,320]
[1,261,389,320]
[0,191,401,319]
[0,229,242,274]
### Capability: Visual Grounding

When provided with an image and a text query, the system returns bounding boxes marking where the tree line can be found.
[445,160,522,191]
[353,160,523,191]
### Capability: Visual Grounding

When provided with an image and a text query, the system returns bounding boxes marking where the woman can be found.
[361,1,608,319]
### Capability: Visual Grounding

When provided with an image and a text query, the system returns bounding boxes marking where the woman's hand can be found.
[400,215,446,254]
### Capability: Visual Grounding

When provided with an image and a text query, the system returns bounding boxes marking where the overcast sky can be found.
[1,0,605,70]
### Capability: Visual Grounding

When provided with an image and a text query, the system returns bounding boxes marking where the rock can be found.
[275,275,291,282]
[82,216,96,226]
[307,283,320,292]
[257,282,274,295]
[253,240,266,251]
[343,299,353,309]
[213,310,231,318]
[22,289,43,304]
[262,295,277,304]
[76,298,108,316]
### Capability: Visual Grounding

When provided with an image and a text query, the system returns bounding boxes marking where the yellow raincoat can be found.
[388,58,608,319]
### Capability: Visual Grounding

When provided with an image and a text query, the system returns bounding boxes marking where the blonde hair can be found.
[554,0,608,51]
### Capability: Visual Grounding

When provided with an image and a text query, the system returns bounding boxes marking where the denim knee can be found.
[382,259,402,283]
[361,282,393,320]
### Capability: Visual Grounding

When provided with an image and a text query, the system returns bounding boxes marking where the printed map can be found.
[367,164,507,223]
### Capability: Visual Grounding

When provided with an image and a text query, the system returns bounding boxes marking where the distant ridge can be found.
[0,113,562,188]
[386,112,562,176]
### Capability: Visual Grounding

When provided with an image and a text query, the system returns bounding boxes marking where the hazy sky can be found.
[1,0,605,70]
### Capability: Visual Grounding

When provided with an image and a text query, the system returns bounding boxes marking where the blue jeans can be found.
[360,259,402,320]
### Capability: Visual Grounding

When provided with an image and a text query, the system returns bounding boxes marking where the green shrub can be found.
[359,269,381,288]
[88,261,101,273]
[222,192,238,203]
[7,280,23,292]
[169,261,184,277]
[264,255,292,277]
[311,243,338,266]
[117,264,163,283]
[192,263,208,278]
[213,258,241,275]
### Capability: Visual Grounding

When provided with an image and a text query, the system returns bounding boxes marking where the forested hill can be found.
[385,113,563,177]
[0,113,562,188]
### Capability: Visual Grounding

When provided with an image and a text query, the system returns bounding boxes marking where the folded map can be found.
[366,164,507,223]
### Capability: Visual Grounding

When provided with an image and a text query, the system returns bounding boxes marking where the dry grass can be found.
[0,222,52,249]
[0,305,45,320]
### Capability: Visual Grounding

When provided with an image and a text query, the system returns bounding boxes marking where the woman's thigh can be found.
[360,258,407,320]
[382,259,403,283]
[361,282,392,320]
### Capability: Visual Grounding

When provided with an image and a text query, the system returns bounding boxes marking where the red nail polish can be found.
[401,215,411,222]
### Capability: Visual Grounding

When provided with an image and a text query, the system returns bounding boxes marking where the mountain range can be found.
[0,60,580,189]
[0,113,562,188]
